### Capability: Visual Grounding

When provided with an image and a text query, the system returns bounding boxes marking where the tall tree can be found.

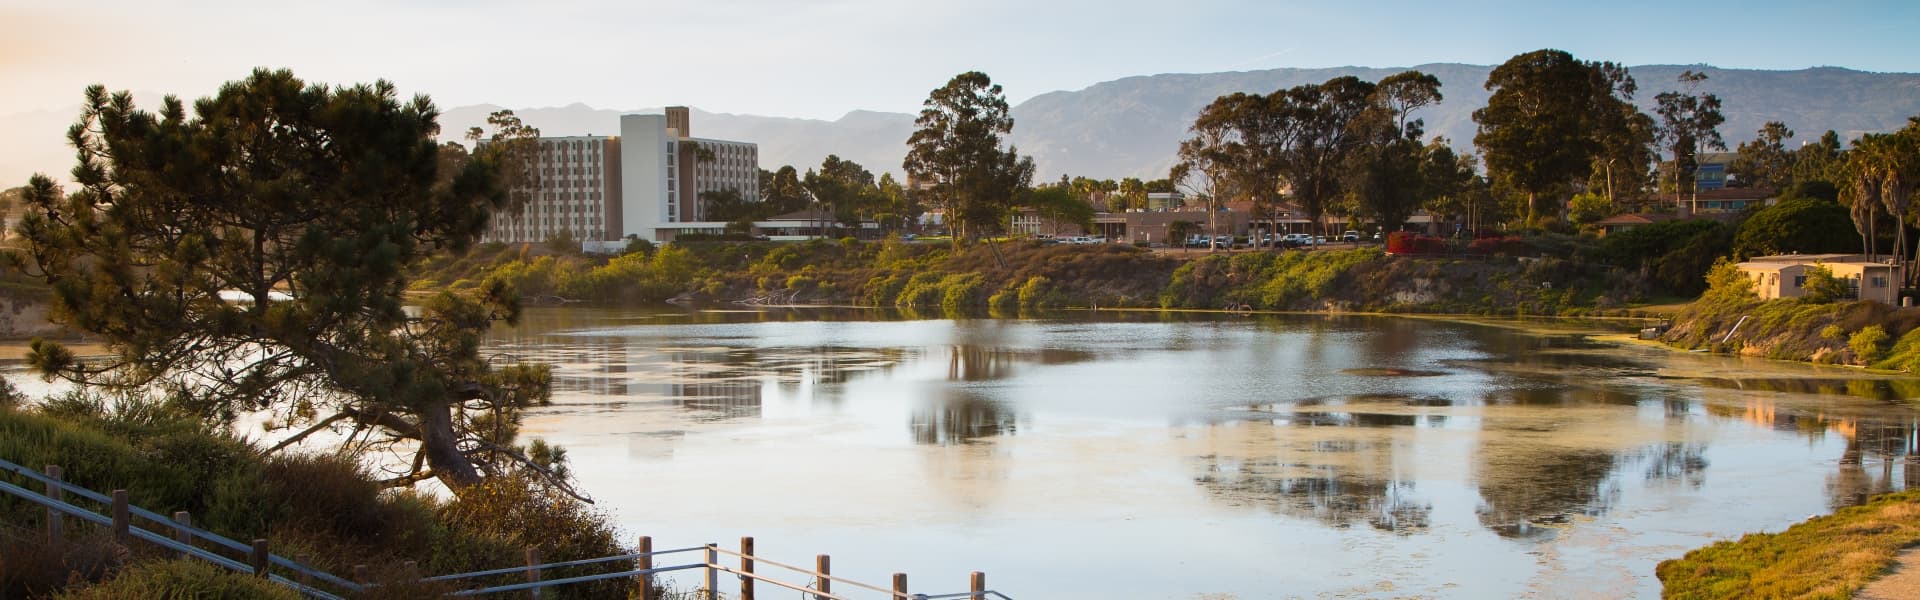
[804,154,879,230]
[1347,72,1445,233]
[1654,70,1727,201]
[1792,131,1846,185]
[1174,101,1241,251]
[1473,49,1642,226]
[1277,77,1379,234]
[759,165,810,216]
[14,69,567,498]
[903,71,1035,244]
[1729,121,1796,190]
[1025,185,1095,235]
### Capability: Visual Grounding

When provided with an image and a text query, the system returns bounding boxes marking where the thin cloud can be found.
[1224,48,1299,71]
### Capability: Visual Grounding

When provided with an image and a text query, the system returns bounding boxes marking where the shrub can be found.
[0,531,128,598]
[939,273,986,311]
[1699,258,1758,311]
[1821,324,1846,341]
[861,274,907,306]
[895,272,947,307]
[1801,264,1851,304]
[1850,325,1889,365]
[1016,275,1057,309]
[1386,232,1449,255]
[53,559,301,600]
[1467,236,1535,256]
[438,477,630,600]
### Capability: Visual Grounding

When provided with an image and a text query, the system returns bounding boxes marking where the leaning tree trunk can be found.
[419,401,485,490]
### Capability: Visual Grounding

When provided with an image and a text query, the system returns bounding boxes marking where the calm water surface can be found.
[492,307,1920,599]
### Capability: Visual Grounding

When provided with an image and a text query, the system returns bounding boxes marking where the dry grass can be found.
[1656,490,1920,599]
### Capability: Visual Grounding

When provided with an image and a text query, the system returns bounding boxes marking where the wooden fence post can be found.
[971,571,985,599]
[892,572,908,599]
[110,490,130,545]
[525,547,542,600]
[172,511,193,558]
[43,466,62,545]
[637,536,654,600]
[250,539,270,578]
[739,536,755,600]
[816,554,831,599]
[703,544,718,599]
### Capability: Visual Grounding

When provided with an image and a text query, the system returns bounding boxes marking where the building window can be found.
[1792,276,1806,288]
[1873,276,1889,288]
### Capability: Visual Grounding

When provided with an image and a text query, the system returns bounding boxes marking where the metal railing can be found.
[0,476,345,599]
[2,456,1012,599]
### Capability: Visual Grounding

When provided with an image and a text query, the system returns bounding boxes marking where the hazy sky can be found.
[4,0,1915,120]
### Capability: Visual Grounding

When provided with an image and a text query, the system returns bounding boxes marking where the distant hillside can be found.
[1007,64,1920,180]
[8,65,1919,188]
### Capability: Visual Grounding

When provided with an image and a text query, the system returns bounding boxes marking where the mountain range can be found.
[8,64,1920,188]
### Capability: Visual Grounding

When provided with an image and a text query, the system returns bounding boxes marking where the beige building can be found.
[1736,254,1901,305]
[482,135,622,245]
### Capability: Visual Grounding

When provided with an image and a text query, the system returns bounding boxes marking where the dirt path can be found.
[1858,548,1920,599]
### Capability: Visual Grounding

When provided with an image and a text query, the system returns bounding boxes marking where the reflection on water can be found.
[911,389,1018,446]
[488,307,1920,599]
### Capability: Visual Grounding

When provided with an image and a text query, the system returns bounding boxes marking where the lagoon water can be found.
[493,307,1920,599]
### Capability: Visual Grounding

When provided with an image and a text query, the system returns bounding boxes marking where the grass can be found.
[1656,490,1920,599]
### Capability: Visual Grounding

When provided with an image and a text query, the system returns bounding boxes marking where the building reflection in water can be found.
[1186,401,1434,534]
[911,389,1019,446]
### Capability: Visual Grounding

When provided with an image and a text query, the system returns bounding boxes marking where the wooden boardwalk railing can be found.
[1,456,1013,599]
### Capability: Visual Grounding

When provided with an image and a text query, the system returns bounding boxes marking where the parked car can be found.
[1315,235,1329,245]
[1214,235,1236,249]
[1342,230,1361,243]
[1185,235,1210,248]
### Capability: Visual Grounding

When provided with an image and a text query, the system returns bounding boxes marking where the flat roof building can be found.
[482,107,760,248]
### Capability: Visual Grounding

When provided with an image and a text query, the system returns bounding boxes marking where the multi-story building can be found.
[620,107,759,242]
[482,107,759,247]
[482,135,621,245]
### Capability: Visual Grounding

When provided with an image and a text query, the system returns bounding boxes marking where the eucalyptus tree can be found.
[1276,76,1380,234]
[1730,121,1796,190]
[12,69,571,499]
[1654,70,1727,198]
[1473,49,1643,226]
[1174,97,1245,250]
[903,71,1035,244]
[804,154,880,230]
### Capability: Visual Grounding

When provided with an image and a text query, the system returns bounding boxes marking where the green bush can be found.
[1016,275,1058,309]
[1801,264,1851,304]
[939,273,986,311]
[1850,325,1889,365]
[53,559,301,600]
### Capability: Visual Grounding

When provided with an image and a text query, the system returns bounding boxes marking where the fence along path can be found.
[1,456,1013,598]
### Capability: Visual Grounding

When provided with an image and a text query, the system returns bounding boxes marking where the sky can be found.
[3,0,1917,120]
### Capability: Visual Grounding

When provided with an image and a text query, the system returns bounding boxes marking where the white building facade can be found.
[620,107,760,242]
[482,107,759,248]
